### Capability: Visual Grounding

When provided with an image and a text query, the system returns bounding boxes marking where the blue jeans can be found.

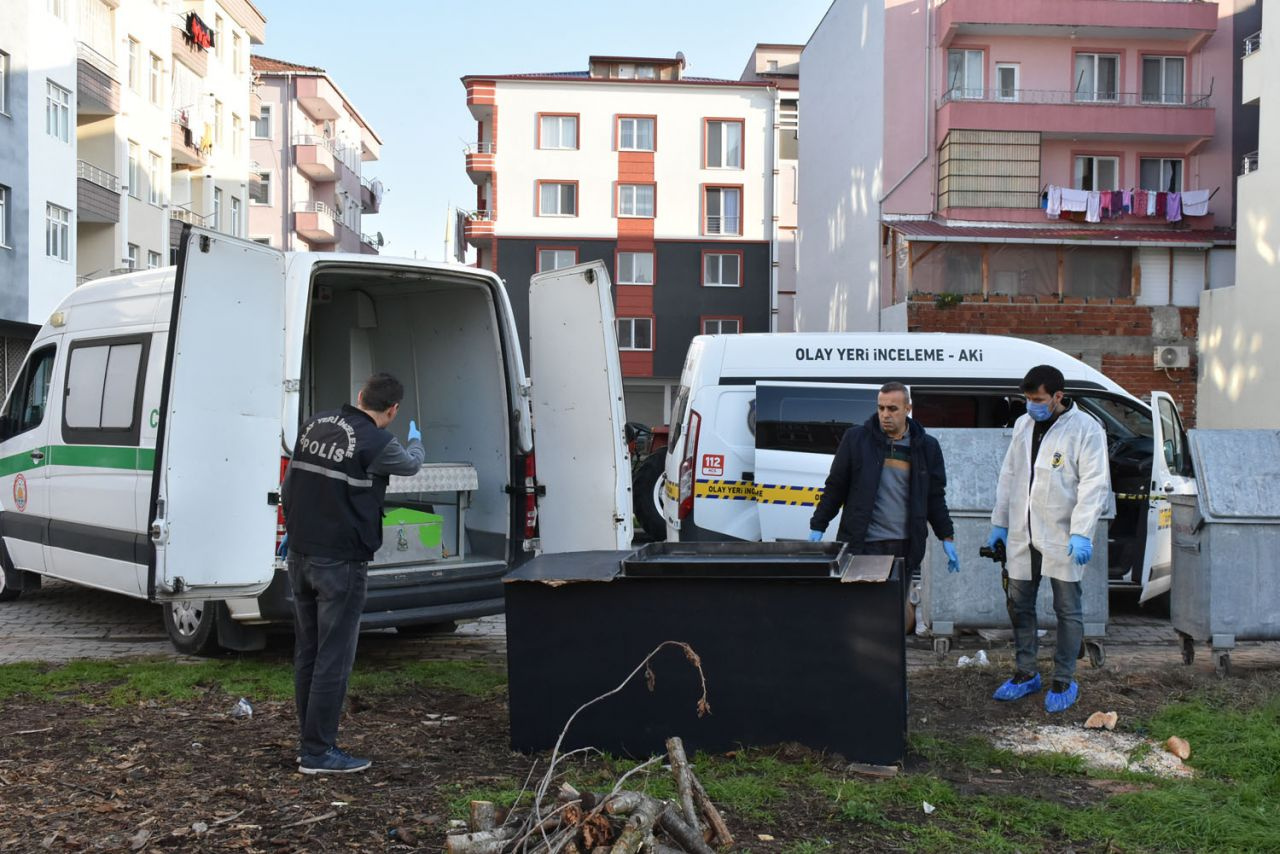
[1006,547,1083,683]
[289,552,368,757]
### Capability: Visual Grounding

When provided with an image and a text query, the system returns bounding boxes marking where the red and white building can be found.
[460,54,780,425]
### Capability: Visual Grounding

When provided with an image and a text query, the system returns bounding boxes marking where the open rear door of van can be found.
[528,261,633,552]
[1140,390,1196,602]
[149,227,287,601]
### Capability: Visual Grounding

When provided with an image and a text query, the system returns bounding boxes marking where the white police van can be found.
[662,333,1193,604]
[0,228,632,653]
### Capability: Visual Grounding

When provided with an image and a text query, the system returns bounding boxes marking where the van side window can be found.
[62,335,150,446]
[911,392,1023,428]
[0,346,57,441]
[755,385,878,455]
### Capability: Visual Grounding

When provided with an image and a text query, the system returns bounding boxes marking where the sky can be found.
[251,0,834,261]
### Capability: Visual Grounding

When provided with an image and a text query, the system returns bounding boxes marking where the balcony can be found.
[360,176,382,213]
[296,76,343,122]
[171,111,210,168]
[294,201,338,245]
[465,79,496,121]
[76,43,119,116]
[293,134,339,182]
[1241,151,1259,176]
[461,210,495,245]
[1242,32,1262,105]
[76,161,120,224]
[937,0,1219,49]
[937,89,1215,146]
[465,142,496,185]
[359,125,381,162]
[248,87,263,120]
[359,233,380,255]
[171,25,209,75]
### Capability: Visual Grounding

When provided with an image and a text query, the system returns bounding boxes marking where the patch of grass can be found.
[783,841,834,854]
[910,733,1088,776]
[444,781,528,819]
[350,659,507,698]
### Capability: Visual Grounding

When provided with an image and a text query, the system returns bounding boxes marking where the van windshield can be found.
[1074,395,1153,440]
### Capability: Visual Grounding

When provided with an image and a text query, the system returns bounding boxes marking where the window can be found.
[703,252,742,287]
[149,53,162,105]
[635,65,656,80]
[127,38,139,91]
[706,120,744,169]
[0,185,8,247]
[704,187,742,235]
[214,14,224,58]
[1074,53,1119,102]
[0,346,56,441]
[947,49,984,99]
[1142,56,1184,105]
[232,31,243,74]
[616,318,653,351]
[702,318,740,335]
[996,64,1019,101]
[46,81,70,142]
[1074,156,1119,191]
[0,50,8,114]
[232,114,242,157]
[252,237,271,246]
[538,181,577,216]
[147,152,161,204]
[214,100,223,146]
[249,171,271,204]
[147,250,161,269]
[617,183,655,218]
[618,116,655,151]
[617,251,654,285]
[1140,157,1183,193]
[127,142,140,199]
[46,0,65,19]
[766,59,779,72]
[252,104,272,139]
[537,248,577,271]
[126,243,138,270]
[46,204,70,261]
[539,114,577,150]
[230,197,242,236]
[213,187,222,231]
[62,336,149,445]
[755,384,878,455]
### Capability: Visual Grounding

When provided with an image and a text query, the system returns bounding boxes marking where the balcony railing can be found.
[76,41,117,79]
[1242,151,1259,176]
[465,141,496,155]
[466,209,495,221]
[77,160,119,193]
[294,200,338,219]
[292,134,360,172]
[1243,32,1261,57]
[939,88,1213,108]
[169,207,216,226]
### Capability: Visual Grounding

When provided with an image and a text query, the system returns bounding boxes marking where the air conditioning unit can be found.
[1154,345,1190,369]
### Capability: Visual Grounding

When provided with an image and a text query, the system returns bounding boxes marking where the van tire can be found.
[633,452,667,540]
[0,564,23,602]
[161,599,221,656]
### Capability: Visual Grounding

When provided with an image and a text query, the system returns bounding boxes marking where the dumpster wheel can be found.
[1213,650,1231,678]
[932,637,951,655]
[1085,640,1106,668]
[1178,632,1195,665]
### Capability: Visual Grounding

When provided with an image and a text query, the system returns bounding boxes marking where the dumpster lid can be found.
[1188,429,1280,521]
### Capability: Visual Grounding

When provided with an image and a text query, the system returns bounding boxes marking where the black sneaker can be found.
[298,747,371,775]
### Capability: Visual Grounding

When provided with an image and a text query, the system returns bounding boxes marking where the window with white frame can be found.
[0,51,9,114]
[126,243,138,270]
[232,114,242,157]
[996,64,1019,101]
[704,187,741,235]
[616,318,653,351]
[249,171,271,204]
[252,105,272,139]
[214,100,223,146]
[1140,157,1183,193]
[147,250,161,269]
[617,251,654,285]
[214,14,224,59]
[538,182,576,216]
[617,183,655,218]
[46,81,70,142]
[147,152,161,204]
[1142,56,1185,105]
[618,116,655,151]
[46,204,70,261]
[702,318,740,335]
[706,120,743,168]
[539,114,577,150]
[232,31,243,74]
[47,0,66,19]
[1074,53,1119,102]
[635,65,656,79]
[0,185,8,247]
[231,197,242,237]
[149,53,162,105]
[947,49,984,99]
[1074,155,1119,191]
[537,248,576,271]
[127,38,139,91]
[213,188,222,231]
[703,252,741,287]
[127,142,140,199]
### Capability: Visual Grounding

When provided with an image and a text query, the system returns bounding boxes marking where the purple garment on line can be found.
[1167,192,1182,222]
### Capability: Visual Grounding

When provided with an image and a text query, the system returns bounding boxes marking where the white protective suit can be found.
[992,405,1111,583]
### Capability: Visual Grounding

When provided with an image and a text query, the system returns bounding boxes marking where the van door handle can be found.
[29,450,44,462]
[1162,482,1175,493]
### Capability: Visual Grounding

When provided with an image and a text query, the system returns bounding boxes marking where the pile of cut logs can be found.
[445,737,734,854]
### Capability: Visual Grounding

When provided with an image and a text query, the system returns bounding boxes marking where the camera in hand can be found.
[979,540,1006,564]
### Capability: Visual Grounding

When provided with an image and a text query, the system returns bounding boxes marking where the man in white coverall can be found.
[987,364,1110,713]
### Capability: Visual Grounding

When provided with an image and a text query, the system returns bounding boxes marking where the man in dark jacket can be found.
[807,382,959,591]
[281,372,424,775]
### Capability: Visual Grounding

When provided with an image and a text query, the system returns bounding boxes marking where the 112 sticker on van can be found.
[701,454,725,477]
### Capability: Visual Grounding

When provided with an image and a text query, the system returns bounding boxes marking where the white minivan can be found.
[662,332,1194,604]
[0,228,632,653]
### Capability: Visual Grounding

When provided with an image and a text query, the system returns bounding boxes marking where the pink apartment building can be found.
[248,56,382,253]
[799,0,1241,424]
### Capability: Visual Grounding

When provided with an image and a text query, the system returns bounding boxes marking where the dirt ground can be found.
[0,661,1264,853]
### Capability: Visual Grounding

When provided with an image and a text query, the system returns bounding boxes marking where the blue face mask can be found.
[1026,400,1054,422]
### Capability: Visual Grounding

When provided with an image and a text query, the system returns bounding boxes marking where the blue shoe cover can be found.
[992,672,1041,701]
[1045,681,1079,713]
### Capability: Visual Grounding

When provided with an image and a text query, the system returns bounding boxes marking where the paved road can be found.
[3,578,1278,676]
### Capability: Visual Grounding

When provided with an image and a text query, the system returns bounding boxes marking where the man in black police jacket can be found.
[282,373,424,774]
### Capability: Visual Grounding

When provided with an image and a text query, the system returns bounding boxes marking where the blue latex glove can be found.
[807,530,823,542]
[1068,534,1093,566]
[987,526,1008,549]
[277,534,288,559]
[407,419,422,442]
[943,540,960,573]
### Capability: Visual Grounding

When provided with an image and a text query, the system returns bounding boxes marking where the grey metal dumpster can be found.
[920,428,1110,664]
[1171,429,1280,676]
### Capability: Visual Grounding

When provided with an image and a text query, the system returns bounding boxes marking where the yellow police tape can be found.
[695,479,824,507]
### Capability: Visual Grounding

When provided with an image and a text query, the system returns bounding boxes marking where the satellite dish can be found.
[376,232,385,247]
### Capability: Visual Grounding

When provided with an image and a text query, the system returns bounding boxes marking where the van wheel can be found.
[162,599,221,656]
[0,565,23,602]
[633,452,667,540]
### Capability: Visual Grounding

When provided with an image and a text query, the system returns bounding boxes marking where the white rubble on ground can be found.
[991,724,1194,778]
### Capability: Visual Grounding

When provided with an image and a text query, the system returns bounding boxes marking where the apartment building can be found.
[248,55,382,253]
[461,54,778,425]
[799,0,1240,424]
[1199,15,1277,427]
